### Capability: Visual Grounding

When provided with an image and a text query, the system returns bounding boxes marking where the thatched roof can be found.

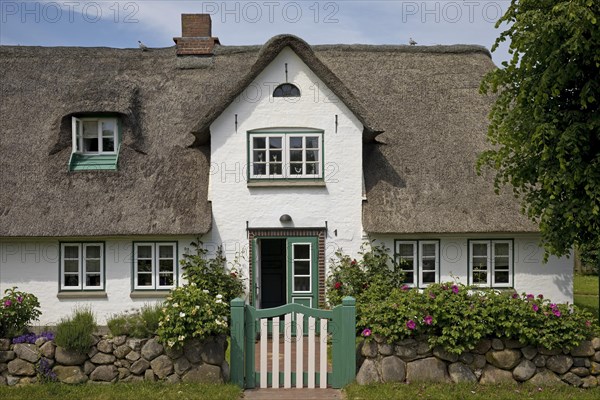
[0,35,536,237]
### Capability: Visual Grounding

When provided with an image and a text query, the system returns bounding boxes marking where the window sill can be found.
[248,180,326,188]
[57,291,107,299]
[130,291,171,299]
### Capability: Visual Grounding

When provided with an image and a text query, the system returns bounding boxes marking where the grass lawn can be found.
[574,274,599,317]
[0,382,242,400]
[344,383,600,400]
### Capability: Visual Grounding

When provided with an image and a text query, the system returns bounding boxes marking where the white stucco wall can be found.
[372,234,574,303]
[0,237,200,325]
[207,47,366,266]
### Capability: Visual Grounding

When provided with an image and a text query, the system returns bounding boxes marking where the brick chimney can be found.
[173,14,220,56]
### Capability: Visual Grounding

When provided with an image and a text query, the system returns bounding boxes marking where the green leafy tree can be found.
[479,0,600,261]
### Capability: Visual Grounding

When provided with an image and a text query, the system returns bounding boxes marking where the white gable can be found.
[208,46,366,260]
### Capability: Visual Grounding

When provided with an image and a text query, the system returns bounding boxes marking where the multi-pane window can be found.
[396,241,417,286]
[60,243,104,290]
[292,243,311,292]
[134,243,177,290]
[469,240,513,287]
[71,117,117,154]
[395,240,439,287]
[249,132,322,179]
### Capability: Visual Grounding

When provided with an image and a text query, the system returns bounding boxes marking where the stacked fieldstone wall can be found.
[357,336,600,388]
[0,335,228,386]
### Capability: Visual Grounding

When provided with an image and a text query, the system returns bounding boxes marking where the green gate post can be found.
[332,296,356,388]
[340,296,356,387]
[230,298,245,388]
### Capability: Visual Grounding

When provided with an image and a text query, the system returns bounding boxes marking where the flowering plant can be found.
[0,287,41,338]
[357,282,597,354]
[325,243,406,307]
[12,331,54,344]
[156,286,229,348]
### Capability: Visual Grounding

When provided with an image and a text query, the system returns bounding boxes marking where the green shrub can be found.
[156,242,245,348]
[180,241,245,304]
[54,307,97,354]
[325,243,406,306]
[157,285,229,348]
[358,282,598,354]
[107,303,163,338]
[0,287,41,338]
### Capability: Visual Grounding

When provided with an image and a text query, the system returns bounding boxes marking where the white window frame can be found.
[418,241,439,287]
[134,243,177,290]
[60,243,104,291]
[491,240,513,288]
[249,132,323,179]
[395,240,440,287]
[71,116,118,155]
[292,243,312,293]
[395,241,417,287]
[469,240,513,288]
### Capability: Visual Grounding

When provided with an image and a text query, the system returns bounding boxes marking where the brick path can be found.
[243,388,342,400]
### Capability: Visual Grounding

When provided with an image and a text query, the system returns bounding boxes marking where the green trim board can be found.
[69,153,119,171]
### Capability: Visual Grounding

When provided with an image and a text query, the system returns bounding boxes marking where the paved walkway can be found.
[243,388,343,400]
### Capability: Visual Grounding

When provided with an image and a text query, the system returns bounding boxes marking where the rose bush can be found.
[0,287,41,338]
[325,243,406,306]
[358,282,598,354]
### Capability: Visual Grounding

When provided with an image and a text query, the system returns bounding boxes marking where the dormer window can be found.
[72,117,117,154]
[69,115,121,171]
[273,83,300,98]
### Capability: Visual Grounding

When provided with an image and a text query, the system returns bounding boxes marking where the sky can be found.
[0,0,513,65]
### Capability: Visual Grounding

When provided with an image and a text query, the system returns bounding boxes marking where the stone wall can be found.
[0,335,228,386]
[357,336,600,388]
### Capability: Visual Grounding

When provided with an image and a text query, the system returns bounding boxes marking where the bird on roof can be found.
[138,41,148,51]
[409,38,417,46]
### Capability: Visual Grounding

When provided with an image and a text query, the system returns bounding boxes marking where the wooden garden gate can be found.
[230,297,356,389]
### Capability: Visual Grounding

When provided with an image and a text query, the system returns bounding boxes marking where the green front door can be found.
[253,236,319,309]
[286,237,319,308]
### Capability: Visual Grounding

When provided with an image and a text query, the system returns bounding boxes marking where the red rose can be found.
[334,282,342,290]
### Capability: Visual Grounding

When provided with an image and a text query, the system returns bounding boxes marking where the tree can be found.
[479,0,600,264]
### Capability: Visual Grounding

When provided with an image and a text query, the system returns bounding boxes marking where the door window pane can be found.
[294,244,310,259]
[294,261,310,275]
[294,277,310,292]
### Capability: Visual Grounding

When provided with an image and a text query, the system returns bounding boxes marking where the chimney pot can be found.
[182,14,211,37]
[174,13,220,56]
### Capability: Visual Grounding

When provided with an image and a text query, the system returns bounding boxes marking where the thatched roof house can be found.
[3,14,575,328]
[0,34,535,237]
